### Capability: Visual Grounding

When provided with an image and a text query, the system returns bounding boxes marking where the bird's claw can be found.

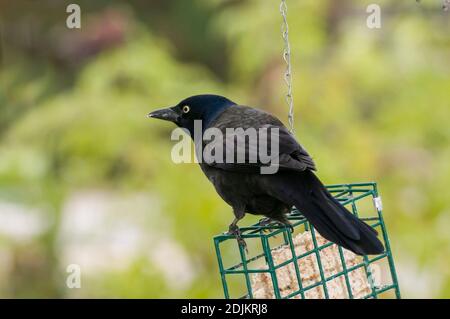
[277,221,294,234]
[258,217,273,227]
[285,222,294,233]
[258,218,294,234]
[258,218,278,235]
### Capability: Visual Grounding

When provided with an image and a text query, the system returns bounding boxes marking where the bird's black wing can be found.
[202,106,316,173]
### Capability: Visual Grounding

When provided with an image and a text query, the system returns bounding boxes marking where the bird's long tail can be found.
[269,171,384,255]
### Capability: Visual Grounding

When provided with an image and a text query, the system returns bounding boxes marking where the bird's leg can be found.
[227,218,248,253]
[226,208,247,253]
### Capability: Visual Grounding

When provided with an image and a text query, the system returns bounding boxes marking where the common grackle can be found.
[148,94,384,255]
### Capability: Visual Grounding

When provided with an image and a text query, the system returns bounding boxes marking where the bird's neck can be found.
[185,102,235,138]
[202,102,234,129]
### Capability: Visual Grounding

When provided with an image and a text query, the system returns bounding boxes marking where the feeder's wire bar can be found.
[326,182,377,189]
[331,190,351,199]
[340,191,373,207]
[238,241,253,298]
[309,226,329,298]
[349,189,378,299]
[262,236,282,298]
[337,245,354,298]
[367,253,389,264]
[363,284,397,299]
[286,228,306,299]
[373,184,402,299]
[329,188,372,194]
[214,238,230,299]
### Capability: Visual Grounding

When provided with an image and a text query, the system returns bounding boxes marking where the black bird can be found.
[148,94,384,255]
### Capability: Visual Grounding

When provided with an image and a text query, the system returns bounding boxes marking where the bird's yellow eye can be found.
[182,105,190,113]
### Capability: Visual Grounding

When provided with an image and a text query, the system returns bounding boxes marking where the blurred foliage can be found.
[0,0,449,298]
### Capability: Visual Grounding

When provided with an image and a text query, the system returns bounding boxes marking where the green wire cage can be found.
[214,182,401,299]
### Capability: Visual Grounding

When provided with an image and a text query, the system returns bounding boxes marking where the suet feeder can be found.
[213,182,401,299]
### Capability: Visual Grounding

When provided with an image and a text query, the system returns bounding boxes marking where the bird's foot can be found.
[258,218,294,234]
[282,221,294,233]
[258,217,275,227]
[227,224,248,254]
[258,218,279,235]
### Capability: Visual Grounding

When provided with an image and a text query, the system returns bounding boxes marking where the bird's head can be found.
[147,94,236,135]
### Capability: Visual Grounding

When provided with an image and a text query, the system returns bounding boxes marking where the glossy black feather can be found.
[204,106,316,172]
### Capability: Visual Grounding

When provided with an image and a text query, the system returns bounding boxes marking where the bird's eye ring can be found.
[182,105,190,113]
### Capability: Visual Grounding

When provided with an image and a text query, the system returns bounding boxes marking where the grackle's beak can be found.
[147,107,179,123]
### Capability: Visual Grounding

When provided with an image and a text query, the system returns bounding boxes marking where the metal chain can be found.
[280,0,295,133]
